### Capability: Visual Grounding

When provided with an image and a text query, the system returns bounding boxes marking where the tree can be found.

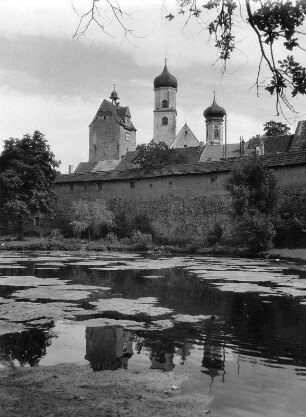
[227,156,279,252]
[69,199,114,241]
[263,120,291,136]
[133,140,188,170]
[0,131,60,239]
[72,1,306,115]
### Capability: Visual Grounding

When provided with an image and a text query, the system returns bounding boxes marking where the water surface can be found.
[0,251,305,416]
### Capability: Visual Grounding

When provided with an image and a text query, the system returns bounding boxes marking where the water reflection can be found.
[0,326,53,366]
[202,338,225,387]
[85,326,133,371]
[1,253,306,416]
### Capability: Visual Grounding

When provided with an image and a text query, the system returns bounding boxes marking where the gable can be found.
[171,124,199,148]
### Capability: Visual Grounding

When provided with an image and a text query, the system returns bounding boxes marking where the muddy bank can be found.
[0,364,211,417]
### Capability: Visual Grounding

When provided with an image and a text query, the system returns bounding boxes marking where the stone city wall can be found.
[55,161,306,241]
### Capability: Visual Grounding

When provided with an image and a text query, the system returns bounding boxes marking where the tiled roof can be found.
[92,160,121,172]
[200,143,241,162]
[115,146,203,172]
[74,161,98,173]
[56,150,306,184]
[174,146,203,163]
[89,100,136,131]
[116,151,140,171]
[247,135,294,154]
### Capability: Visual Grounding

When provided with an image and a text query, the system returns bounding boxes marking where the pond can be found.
[0,251,305,416]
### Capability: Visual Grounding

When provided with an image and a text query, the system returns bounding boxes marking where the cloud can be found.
[0,85,92,172]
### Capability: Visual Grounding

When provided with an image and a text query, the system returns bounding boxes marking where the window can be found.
[125,132,130,141]
[214,124,220,139]
[162,117,168,126]
[34,216,40,227]
[162,100,168,108]
[98,183,102,191]
[69,184,75,192]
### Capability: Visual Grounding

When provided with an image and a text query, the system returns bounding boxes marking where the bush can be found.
[130,230,152,250]
[113,212,132,238]
[227,157,279,252]
[86,240,107,251]
[104,232,119,244]
[131,213,154,236]
[207,223,223,246]
[23,230,42,238]
[49,228,64,240]
[235,213,276,252]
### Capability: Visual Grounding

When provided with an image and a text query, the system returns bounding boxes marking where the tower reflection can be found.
[85,326,133,371]
[201,337,225,387]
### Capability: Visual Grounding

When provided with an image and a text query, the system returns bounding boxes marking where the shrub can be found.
[234,213,276,252]
[131,213,154,236]
[49,228,64,240]
[113,212,132,238]
[227,156,279,252]
[23,230,42,238]
[104,232,119,244]
[207,223,223,246]
[130,230,152,250]
[86,240,107,251]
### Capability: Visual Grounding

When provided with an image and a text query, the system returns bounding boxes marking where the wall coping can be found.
[56,150,306,184]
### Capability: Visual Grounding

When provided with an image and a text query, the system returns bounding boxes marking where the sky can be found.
[0,0,306,173]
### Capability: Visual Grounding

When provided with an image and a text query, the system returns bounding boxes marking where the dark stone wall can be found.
[55,162,306,241]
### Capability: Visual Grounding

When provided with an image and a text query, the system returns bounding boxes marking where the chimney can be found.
[68,165,74,174]
[240,136,245,155]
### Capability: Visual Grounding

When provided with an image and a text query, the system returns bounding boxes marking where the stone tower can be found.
[153,61,178,146]
[88,87,136,162]
[203,93,226,145]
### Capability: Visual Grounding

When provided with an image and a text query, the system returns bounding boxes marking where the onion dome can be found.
[109,85,119,101]
[154,61,178,90]
[203,94,226,119]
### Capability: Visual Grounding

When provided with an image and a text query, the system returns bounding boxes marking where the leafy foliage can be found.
[130,230,153,251]
[134,141,188,170]
[275,186,306,247]
[73,1,306,113]
[131,213,154,236]
[263,120,291,136]
[227,156,279,252]
[69,199,114,241]
[172,0,306,114]
[0,131,59,238]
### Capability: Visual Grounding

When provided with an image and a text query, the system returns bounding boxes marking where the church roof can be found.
[203,96,226,119]
[200,143,241,162]
[154,62,178,90]
[89,99,136,131]
[171,123,200,148]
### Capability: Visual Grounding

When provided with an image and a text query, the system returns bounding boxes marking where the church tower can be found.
[203,93,226,145]
[153,60,178,146]
[88,86,136,162]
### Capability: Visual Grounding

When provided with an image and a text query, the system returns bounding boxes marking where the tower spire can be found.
[110,84,119,105]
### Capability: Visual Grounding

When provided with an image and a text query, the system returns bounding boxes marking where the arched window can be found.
[162,100,168,108]
[162,116,168,126]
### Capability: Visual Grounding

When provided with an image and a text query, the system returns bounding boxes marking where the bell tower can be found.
[203,93,226,145]
[153,60,178,146]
